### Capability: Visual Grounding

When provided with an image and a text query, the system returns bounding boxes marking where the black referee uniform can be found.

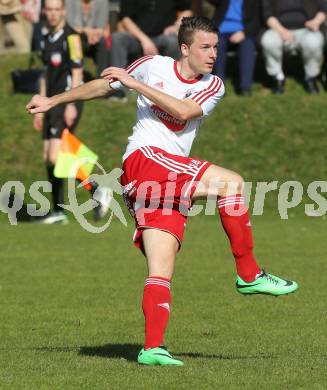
[40,24,85,215]
[41,24,84,139]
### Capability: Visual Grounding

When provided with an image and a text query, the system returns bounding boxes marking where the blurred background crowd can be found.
[1,0,327,96]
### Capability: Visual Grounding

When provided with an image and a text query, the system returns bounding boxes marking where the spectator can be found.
[0,0,31,53]
[109,0,192,100]
[111,0,193,67]
[261,0,327,94]
[65,0,110,76]
[210,0,261,96]
[31,0,45,52]
[22,0,42,51]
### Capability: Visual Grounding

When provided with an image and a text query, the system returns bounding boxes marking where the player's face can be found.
[183,30,218,75]
[44,0,65,29]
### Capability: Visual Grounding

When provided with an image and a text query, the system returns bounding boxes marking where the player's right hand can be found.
[26,95,52,115]
[101,67,138,90]
[33,113,44,131]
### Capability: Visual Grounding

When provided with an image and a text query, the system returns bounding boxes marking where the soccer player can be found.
[26,16,298,365]
[33,0,111,224]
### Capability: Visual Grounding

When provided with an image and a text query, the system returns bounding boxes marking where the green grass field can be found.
[1,54,327,389]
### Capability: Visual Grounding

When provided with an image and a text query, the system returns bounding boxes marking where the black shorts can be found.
[42,102,83,139]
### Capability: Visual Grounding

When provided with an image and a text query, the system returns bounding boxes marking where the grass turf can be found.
[1,215,326,389]
[1,53,327,388]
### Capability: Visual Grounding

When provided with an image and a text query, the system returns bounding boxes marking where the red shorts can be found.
[121,146,211,253]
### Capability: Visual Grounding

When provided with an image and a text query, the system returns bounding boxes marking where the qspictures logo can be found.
[0,160,127,234]
[1,160,327,232]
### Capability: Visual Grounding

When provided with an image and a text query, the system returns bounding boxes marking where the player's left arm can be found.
[101,66,204,120]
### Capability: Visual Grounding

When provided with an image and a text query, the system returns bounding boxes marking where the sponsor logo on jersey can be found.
[184,88,194,98]
[151,104,186,132]
[50,52,62,67]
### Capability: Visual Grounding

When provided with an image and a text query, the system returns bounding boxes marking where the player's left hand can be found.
[101,67,137,90]
[229,31,245,44]
[64,103,78,128]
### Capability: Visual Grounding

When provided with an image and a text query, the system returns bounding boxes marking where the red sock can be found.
[142,276,171,350]
[218,194,260,282]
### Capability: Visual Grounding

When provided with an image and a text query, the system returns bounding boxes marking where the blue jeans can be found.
[214,33,256,91]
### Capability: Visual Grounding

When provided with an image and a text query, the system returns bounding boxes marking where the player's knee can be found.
[235,173,244,186]
[48,153,57,166]
[227,173,244,194]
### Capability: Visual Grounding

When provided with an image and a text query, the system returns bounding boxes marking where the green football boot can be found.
[34,211,69,225]
[236,270,298,296]
[137,347,184,366]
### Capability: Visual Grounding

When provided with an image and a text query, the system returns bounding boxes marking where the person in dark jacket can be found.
[109,0,193,101]
[210,0,261,95]
[261,0,327,94]
[65,0,110,77]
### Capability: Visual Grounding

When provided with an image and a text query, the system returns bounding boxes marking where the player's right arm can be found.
[101,65,224,121]
[26,78,112,115]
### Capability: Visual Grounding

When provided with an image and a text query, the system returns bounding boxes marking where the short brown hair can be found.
[178,16,217,47]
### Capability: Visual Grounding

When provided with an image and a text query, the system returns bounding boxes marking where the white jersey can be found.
[121,55,225,161]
